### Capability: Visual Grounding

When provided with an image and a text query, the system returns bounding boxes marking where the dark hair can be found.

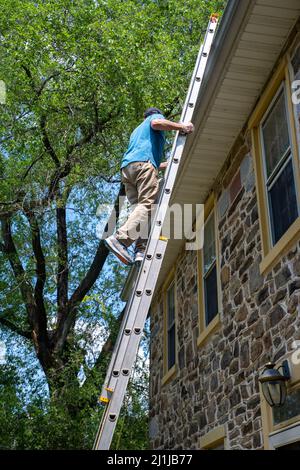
[143,107,164,118]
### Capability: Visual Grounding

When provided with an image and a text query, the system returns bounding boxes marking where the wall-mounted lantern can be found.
[259,361,291,407]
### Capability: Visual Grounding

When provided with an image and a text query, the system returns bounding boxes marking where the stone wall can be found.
[149,47,300,447]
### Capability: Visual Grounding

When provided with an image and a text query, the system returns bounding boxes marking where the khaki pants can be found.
[116,161,159,251]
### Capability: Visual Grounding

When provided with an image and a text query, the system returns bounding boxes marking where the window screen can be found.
[261,87,298,245]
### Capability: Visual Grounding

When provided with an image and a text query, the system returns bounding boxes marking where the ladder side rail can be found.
[100,302,132,400]
[153,17,218,215]
[94,239,169,450]
[100,16,218,395]
[98,11,218,418]
[96,36,216,448]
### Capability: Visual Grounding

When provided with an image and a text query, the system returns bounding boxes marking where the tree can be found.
[0,0,227,448]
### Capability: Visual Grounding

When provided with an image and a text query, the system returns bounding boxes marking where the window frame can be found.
[199,425,228,450]
[259,82,300,247]
[249,57,300,275]
[197,193,221,348]
[162,268,177,386]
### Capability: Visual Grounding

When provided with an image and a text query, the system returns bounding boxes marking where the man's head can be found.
[143,107,164,119]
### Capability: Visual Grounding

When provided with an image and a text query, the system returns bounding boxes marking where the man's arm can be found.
[151,118,194,134]
[158,161,168,171]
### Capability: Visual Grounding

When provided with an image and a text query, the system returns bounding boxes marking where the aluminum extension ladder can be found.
[93,14,219,450]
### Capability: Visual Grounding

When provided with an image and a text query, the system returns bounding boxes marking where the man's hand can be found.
[151,118,195,134]
[159,161,168,171]
[180,122,194,135]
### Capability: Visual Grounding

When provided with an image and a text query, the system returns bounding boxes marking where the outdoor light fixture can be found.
[259,361,291,407]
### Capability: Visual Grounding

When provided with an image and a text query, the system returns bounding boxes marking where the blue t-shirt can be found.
[121,113,165,169]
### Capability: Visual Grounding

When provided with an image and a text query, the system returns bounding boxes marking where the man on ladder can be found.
[95,14,218,450]
[105,107,194,265]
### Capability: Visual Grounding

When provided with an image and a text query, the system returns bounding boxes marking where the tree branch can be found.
[37,71,61,96]
[40,115,60,167]
[0,316,31,340]
[1,215,52,369]
[1,216,36,329]
[0,106,119,219]
[66,108,118,157]
[56,204,69,324]
[69,183,125,306]
[22,153,45,180]
[24,210,47,324]
[53,184,125,352]
[21,64,37,92]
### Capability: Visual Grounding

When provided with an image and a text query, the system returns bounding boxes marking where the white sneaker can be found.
[104,235,133,266]
[134,250,145,263]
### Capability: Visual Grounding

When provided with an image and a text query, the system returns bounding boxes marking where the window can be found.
[250,58,300,275]
[260,86,298,245]
[203,213,218,326]
[162,270,177,385]
[273,388,300,427]
[197,194,221,348]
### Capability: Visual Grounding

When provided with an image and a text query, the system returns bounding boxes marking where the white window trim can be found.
[269,422,300,449]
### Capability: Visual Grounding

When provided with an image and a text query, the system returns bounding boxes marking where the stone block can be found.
[239,256,254,277]
[149,417,159,439]
[253,432,262,449]
[245,171,255,192]
[218,189,230,219]
[267,305,286,328]
[236,304,248,322]
[229,359,239,375]
[240,341,250,368]
[288,279,300,296]
[242,420,253,435]
[240,154,252,183]
[256,286,269,305]
[221,349,233,369]
[275,266,291,290]
[251,340,263,362]
[221,265,230,288]
[230,388,241,407]
[252,319,264,339]
[230,227,244,254]
[251,206,259,224]
[272,288,287,304]
[228,188,245,219]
